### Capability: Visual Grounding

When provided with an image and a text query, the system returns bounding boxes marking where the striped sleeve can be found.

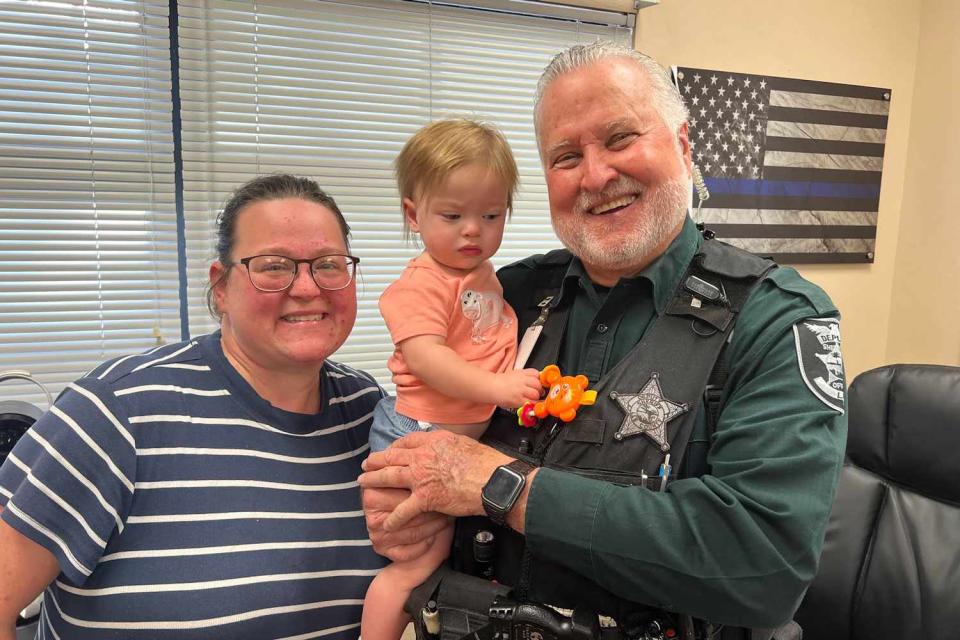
[0,377,136,585]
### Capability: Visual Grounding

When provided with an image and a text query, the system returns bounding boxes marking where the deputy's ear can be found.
[678,122,693,174]
[402,198,420,232]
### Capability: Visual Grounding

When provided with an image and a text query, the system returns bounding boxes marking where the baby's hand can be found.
[494,368,543,409]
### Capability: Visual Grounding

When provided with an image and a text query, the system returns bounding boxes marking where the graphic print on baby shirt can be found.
[460,290,512,344]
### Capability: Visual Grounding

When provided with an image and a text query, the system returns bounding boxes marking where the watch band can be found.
[503,458,535,479]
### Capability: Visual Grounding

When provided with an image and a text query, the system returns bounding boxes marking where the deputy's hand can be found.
[359,430,513,531]
[362,487,449,562]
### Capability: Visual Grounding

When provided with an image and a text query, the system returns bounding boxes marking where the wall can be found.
[886,0,960,366]
[635,0,924,379]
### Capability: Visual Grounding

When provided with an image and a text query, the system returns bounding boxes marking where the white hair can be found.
[534,41,689,143]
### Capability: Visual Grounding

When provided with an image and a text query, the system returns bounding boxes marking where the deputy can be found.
[359,42,847,639]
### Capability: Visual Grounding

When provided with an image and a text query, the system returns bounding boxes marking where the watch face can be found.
[484,467,523,509]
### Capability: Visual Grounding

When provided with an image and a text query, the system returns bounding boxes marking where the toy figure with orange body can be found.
[517,364,597,426]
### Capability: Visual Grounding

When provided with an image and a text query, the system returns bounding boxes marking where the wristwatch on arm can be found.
[481,459,536,526]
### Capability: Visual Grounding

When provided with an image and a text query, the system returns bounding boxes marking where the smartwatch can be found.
[482,459,535,526]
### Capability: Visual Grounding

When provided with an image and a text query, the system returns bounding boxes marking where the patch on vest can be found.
[793,317,845,414]
[611,373,688,451]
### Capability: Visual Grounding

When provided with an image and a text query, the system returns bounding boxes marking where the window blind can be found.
[0,0,178,406]
[178,0,631,387]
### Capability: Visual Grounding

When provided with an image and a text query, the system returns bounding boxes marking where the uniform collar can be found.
[558,216,702,314]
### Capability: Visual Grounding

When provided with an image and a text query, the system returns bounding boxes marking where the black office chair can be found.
[794,364,960,640]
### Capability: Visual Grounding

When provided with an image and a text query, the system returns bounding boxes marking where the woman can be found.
[0,175,387,639]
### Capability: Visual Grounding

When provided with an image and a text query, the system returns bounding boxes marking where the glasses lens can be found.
[247,255,295,291]
[311,255,355,290]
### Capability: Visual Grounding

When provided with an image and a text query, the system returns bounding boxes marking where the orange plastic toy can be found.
[516,365,597,426]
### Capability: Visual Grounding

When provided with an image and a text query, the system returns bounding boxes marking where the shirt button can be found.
[596,323,609,334]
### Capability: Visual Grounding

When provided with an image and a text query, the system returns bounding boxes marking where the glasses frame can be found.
[237,254,360,292]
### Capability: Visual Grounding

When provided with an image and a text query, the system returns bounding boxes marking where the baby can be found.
[362,119,542,639]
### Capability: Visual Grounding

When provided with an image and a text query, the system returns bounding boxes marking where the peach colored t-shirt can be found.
[379,254,519,424]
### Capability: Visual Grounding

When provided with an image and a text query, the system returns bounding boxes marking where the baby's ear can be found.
[402,197,420,231]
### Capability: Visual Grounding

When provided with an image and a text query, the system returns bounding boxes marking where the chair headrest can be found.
[848,364,960,504]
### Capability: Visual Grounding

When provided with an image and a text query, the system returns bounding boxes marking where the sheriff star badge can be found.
[611,373,688,451]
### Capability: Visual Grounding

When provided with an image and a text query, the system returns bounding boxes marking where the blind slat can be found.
[180,0,629,388]
[0,0,178,405]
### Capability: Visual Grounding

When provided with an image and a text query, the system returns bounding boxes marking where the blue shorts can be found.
[369,396,435,453]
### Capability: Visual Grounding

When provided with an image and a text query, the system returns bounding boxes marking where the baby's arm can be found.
[400,335,540,409]
[361,521,454,640]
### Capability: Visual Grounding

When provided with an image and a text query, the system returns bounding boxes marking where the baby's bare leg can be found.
[360,522,454,640]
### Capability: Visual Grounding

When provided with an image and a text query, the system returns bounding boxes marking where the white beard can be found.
[552,175,690,273]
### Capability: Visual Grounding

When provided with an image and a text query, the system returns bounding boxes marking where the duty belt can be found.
[404,566,740,640]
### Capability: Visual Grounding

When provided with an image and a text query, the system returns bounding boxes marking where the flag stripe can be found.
[722,237,874,254]
[767,76,890,101]
[767,106,888,129]
[761,166,883,185]
[769,90,890,116]
[676,66,888,264]
[764,252,873,264]
[764,136,885,158]
[705,194,879,212]
[766,121,886,144]
[763,150,883,172]
[703,178,880,199]
[709,224,876,239]
[703,209,877,226]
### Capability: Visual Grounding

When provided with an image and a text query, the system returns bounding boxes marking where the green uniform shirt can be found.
[500,217,848,627]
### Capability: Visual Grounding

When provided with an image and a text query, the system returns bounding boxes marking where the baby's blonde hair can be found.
[394,118,519,240]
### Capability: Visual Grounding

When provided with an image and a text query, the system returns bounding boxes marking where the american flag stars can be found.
[681,69,769,178]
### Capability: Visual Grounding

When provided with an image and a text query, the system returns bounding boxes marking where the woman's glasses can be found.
[237,254,359,292]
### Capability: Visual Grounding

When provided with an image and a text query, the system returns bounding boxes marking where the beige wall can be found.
[886,0,960,366]
[635,0,930,379]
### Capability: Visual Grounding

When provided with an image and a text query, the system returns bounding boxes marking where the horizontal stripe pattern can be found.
[0,333,387,639]
[99,538,373,562]
[765,121,886,144]
[722,237,875,263]
[676,65,889,262]
[704,178,880,199]
[769,89,890,115]
[763,150,883,172]
[703,209,877,226]
[763,136,885,158]
[761,166,882,185]
[707,224,876,239]
[765,106,888,129]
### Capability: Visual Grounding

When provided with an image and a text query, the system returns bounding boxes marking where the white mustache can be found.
[573,177,647,215]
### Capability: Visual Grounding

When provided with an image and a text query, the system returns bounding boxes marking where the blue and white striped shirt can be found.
[0,332,387,639]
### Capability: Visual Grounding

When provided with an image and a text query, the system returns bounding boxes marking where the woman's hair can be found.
[205,174,352,320]
[394,118,519,241]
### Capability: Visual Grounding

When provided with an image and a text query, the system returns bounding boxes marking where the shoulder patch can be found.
[793,318,845,414]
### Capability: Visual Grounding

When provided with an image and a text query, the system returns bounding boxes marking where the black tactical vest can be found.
[451,238,776,624]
